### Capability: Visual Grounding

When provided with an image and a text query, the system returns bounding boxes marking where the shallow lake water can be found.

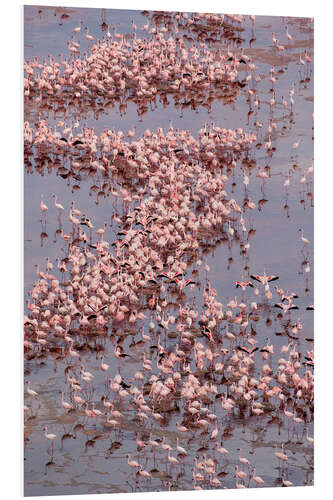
[24,6,314,496]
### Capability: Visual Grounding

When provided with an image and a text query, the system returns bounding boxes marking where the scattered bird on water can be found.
[299,228,310,252]
[26,381,39,399]
[53,194,64,216]
[43,426,57,452]
[40,195,48,222]
[252,467,265,485]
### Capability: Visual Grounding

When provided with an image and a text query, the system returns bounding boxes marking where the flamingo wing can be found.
[185,280,195,287]
[250,274,262,282]
[236,346,250,354]
[97,305,107,313]
[157,273,168,279]
[147,279,157,285]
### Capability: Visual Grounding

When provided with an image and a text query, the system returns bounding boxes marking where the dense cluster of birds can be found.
[24,8,313,494]
[24,13,248,121]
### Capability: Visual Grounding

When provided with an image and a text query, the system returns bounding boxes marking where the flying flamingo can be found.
[250,270,279,285]
[274,302,299,314]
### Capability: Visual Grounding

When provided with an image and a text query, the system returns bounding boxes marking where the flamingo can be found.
[251,270,279,285]
[238,448,250,467]
[26,381,39,399]
[126,454,139,469]
[228,221,234,238]
[299,228,310,253]
[252,468,265,485]
[176,421,188,433]
[84,402,96,418]
[160,436,172,452]
[167,451,179,466]
[69,210,80,231]
[43,426,57,452]
[257,167,269,192]
[92,402,104,417]
[215,444,229,455]
[138,467,151,478]
[100,355,109,372]
[85,27,94,41]
[95,222,108,240]
[176,438,187,455]
[293,139,301,150]
[285,26,293,41]
[235,465,247,480]
[40,195,48,221]
[73,21,82,33]
[210,422,219,440]
[282,476,294,487]
[274,302,299,314]
[61,392,73,411]
[73,392,85,406]
[127,125,136,137]
[53,194,64,218]
[71,201,82,217]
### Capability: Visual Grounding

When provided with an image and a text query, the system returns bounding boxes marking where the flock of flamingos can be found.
[24,9,313,494]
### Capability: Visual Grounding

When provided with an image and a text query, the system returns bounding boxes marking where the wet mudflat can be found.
[24,6,313,496]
